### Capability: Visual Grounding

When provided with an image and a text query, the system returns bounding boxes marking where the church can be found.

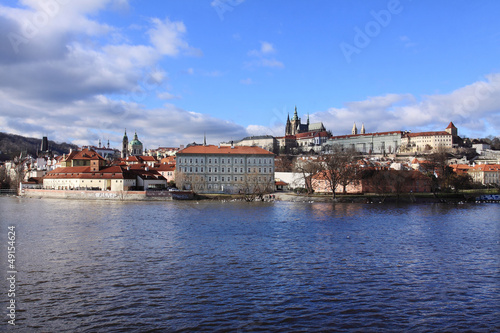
[121,130,144,158]
[285,106,326,136]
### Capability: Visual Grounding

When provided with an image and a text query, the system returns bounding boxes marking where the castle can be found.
[285,106,326,136]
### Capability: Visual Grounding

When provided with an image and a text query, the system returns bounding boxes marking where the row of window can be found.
[180,166,273,174]
[185,176,273,183]
[179,157,273,165]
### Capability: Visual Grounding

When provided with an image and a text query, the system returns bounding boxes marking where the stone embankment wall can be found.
[21,189,173,201]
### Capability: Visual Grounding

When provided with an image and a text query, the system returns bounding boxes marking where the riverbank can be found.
[200,191,500,204]
[21,188,175,201]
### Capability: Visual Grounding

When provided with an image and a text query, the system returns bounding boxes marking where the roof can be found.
[62,148,106,162]
[404,131,451,138]
[469,164,500,172]
[177,145,274,155]
[446,122,457,129]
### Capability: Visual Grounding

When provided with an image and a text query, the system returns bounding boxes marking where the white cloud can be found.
[240,78,254,85]
[147,17,202,57]
[246,41,284,69]
[313,74,500,138]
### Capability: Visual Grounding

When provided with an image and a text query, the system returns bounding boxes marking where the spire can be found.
[361,123,365,134]
[292,105,299,121]
[204,132,207,146]
[352,122,358,135]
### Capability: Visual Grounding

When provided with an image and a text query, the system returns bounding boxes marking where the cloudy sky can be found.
[1,0,499,149]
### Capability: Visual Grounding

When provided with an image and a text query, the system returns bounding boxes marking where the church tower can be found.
[290,106,301,135]
[352,122,358,135]
[121,129,128,159]
[129,131,143,156]
[285,113,293,136]
[361,123,365,134]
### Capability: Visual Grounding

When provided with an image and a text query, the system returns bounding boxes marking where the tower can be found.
[290,106,301,135]
[285,113,292,136]
[352,122,358,135]
[445,122,457,136]
[129,131,143,156]
[361,123,365,134]
[121,129,128,159]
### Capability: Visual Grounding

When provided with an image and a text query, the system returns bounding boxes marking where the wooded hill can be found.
[0,132,78,161]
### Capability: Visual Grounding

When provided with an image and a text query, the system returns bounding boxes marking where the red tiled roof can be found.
[177,145,274,155]
[446,122,456,129]
[469,164,500,172]
[69,148,106,161]
[404,131,450,138]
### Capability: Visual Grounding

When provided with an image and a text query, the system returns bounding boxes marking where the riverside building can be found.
[176,144,275,194]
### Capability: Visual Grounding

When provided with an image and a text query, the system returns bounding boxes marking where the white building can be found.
[400,122,458,153]
[326,131,403,155]
[176,145,275,194]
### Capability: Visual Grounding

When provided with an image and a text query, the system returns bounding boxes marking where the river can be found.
[1,197,499,332]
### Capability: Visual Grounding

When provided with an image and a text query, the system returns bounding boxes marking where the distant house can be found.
[311,169,431,194]
[43,165,167,191]
[468,164,500,186]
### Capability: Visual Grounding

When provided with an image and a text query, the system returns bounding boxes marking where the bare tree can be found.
[321,146,359,199]
[293,157,323,194]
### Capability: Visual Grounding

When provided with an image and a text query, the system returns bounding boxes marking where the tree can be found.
[293,157,323,194]
[321,146,359,199]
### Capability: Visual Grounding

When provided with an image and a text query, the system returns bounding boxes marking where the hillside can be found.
[0,132,78,161]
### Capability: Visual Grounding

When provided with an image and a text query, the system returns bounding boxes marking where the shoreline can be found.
[16,189,500,204]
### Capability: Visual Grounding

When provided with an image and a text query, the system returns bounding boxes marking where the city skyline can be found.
[1,0,499,149]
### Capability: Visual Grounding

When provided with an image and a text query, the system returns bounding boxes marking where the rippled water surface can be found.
[1,197,499,332]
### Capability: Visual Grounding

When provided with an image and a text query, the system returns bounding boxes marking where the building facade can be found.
[326,131,403,155]
[176,145,275,194]
[400,122,458,153]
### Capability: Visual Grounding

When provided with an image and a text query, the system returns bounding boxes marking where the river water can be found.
[1,197,499,332]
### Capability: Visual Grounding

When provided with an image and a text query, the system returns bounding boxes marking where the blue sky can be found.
[1,0,499,149]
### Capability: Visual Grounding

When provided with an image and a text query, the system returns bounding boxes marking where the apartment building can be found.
[176,145,275,194]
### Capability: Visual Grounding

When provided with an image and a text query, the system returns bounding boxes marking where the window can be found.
[209,167,212,173]
[248,168,251,173]
[195,158,198,163]
[259,168,262,173]
[214,176,218,182]
[209,176,212,182]
[221,158,225,164]
[240,168,243,173]
[209,158,212,164]
[222,176,225,182]
[201,167,204,173]
[190,158,193,164]
[222,167,225,173]
[215,167,218,173]
[195,167,198,172]
[240,158,243,164]
[190,167,193,172]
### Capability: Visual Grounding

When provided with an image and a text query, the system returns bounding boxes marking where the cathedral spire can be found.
[352,122,358,135]
[361,123,365,134]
